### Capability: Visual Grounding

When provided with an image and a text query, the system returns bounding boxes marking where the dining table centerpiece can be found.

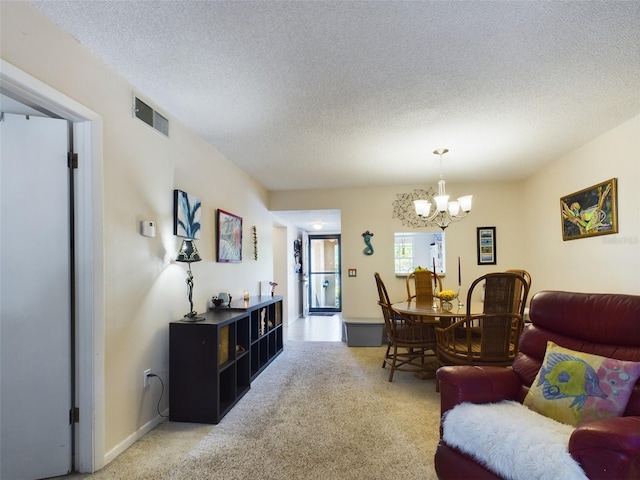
[438,289,457,311]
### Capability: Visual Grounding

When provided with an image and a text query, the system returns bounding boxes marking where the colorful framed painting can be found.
[173,189,201,239]
[216,209,243,263]
[477,226,496,265]
[561,178,618,241]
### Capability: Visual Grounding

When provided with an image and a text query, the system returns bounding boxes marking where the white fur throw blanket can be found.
[442,400,588,480]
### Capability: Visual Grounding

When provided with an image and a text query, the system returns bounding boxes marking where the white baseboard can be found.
[103,409,169,465]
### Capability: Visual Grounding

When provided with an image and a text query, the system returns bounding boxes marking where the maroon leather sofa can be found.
[435,290,640,480]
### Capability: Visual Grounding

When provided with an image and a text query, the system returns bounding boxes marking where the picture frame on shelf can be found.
[476,226,496,265]
[216,209,243,262]
[560,178,618,241]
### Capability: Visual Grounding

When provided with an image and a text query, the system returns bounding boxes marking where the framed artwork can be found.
[216,209,243,262]
[477,226,496,265]
[173,189,201,239]
[561,178,618,241]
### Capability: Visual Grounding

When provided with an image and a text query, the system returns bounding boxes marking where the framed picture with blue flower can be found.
[173,189,201,239]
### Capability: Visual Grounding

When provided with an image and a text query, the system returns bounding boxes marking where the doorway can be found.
[308,234,341,314]
[1,59,104,473]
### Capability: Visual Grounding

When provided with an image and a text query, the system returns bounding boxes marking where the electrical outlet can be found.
[143,369,151,388]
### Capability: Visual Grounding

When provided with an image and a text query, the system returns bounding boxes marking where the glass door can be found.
[308,234,341,313]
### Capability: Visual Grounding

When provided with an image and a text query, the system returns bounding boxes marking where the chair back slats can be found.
[374,271,391,306]
[482,275,517,314]
[479,315,514,358]
[505,269,532,315]
[406,269,442,302]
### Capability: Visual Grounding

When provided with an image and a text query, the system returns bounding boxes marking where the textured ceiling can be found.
[30,1,640,194]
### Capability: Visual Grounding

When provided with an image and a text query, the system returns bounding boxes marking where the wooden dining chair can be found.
[406,269,442,303]
[435,272,530,372]
[378,301,438,382]
[374,272,396,370]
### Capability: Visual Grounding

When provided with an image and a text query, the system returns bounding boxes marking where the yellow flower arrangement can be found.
[438,290,456,301]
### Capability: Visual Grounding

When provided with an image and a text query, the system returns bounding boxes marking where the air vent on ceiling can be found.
[134,96,168,137]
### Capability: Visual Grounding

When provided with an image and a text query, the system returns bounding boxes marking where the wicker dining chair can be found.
[378,301,438,382]
[435,272,530,371]
[406,269,442,303]
[374,272,399,373]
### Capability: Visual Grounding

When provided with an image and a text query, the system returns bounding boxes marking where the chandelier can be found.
[392,149,472,230]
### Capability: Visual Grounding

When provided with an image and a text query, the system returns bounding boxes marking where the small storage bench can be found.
[343,318,384,347]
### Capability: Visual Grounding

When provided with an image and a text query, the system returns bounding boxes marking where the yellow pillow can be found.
[523,341,640,426]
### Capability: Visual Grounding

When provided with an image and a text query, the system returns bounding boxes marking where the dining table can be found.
[390,299,485,380]
[392,299,485,324]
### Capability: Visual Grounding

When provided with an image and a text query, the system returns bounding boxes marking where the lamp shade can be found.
[457,195,473,212]
[176,239,202,263]
[414,199,431,217]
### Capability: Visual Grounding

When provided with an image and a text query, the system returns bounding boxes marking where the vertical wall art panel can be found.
[477,226,497,265]
[173,189,202,239]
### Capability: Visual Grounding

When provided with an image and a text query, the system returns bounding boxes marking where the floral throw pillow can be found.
[523,341,640,426]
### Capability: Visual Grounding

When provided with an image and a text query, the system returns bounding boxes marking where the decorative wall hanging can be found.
[477,227,496,265]
[293,239,302,273]
[216,209,243,263]
[560,178,618,241]
[173,189,201,239]
[362,230,374,255]
[252,226,258,260]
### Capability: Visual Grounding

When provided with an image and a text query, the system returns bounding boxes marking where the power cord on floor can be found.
[146,373,169,418]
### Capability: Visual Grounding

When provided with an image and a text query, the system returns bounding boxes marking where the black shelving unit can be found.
[169,296,283,424]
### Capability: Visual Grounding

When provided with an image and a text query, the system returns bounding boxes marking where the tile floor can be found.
[284,314,344,342]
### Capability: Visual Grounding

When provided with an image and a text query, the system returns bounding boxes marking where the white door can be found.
[1,113,73,479]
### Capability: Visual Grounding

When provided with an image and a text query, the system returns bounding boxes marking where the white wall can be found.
[523,115,640,294]
[271,115,640,316]
[271,181,528,319]
[2,2,276,458]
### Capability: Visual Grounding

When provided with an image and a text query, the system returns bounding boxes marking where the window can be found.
[394,232,446,276]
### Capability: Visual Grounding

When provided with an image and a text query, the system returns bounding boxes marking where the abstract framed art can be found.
[560,178,618,241]
[477,226,496,265]
[216,209,243,263]
[173,189,201,239]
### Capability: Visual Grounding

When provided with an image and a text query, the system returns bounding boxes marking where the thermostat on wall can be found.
[140,220,156,237]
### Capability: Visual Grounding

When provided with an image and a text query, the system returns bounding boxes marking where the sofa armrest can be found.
[436,366,522,416]
[569,416,640,480]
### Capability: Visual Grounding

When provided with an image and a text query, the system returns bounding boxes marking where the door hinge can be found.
[68,152,78,169]
[70,407,80,424]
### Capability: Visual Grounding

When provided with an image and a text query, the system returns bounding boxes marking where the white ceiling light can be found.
[393,149,472,230]
[312,223,323,230]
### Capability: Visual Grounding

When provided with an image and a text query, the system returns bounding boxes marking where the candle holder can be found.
[456,288,464,308]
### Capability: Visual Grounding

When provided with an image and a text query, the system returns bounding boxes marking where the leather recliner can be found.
[435,290,640,480]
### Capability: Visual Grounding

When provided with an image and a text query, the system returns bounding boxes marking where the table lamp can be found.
[176,239,204,321]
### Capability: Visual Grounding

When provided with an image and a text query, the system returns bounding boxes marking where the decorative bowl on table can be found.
[438,290,457,311]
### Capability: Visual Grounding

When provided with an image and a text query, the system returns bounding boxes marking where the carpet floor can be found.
[64,341,441,479]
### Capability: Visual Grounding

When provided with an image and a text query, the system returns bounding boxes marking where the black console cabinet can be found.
[169,296,283,424]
